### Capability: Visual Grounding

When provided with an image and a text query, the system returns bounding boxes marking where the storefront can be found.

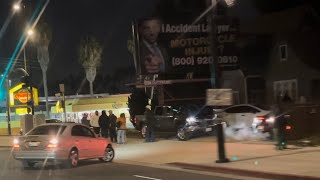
[50,94,133,128]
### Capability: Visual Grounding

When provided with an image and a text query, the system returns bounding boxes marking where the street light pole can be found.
[59,84,67,122]
[6,76,11,135]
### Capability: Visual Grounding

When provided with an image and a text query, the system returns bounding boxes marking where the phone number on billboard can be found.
[172,56,238,66]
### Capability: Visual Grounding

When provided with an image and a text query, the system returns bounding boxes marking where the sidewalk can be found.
[113,137,320,180]
[1,135,319,179]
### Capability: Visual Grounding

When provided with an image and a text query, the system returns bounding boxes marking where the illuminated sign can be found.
[14,89,32,103]
[9,83,39,107]
[15,108,29,115]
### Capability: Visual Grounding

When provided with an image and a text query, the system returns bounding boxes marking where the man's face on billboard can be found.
[141,19,161,44]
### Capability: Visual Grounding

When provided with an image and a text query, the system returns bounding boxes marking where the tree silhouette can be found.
[79,36,103,96]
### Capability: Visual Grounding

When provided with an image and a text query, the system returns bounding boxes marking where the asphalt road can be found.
[0,149,235,180]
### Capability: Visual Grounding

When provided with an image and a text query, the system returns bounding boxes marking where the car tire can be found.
[177,128,190,141]
[64,149,79,168]
[99,145,115,162]
[22,160,36,168]
[141,124,147,138]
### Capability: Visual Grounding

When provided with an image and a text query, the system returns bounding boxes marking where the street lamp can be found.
[13,3,21,11]
[27,29,34,36]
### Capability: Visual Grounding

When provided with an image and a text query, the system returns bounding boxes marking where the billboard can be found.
[137,17,211,79]
[136,17,240,80]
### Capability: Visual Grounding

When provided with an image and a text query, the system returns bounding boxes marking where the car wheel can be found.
[141,124,147,138]
[177,128,190,141]
[99,145,115,162]
[64,149,79,168]
[22,160,36,168]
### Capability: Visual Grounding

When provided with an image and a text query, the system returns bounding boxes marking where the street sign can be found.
[144,80,172,86]
[206,89,233,106]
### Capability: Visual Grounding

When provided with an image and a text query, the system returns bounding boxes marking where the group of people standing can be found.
[84,110,126,144]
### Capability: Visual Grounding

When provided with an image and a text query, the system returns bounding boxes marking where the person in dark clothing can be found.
[144,106,156,142]
[274,96,291,150]
[99,110,110,138]
[108,110,117,143]
[81,113,90,127]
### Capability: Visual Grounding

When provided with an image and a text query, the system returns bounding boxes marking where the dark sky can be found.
[0,0,159,85]
[0,0,290,88]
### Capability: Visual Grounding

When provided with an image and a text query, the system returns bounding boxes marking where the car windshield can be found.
[27,125,66,135]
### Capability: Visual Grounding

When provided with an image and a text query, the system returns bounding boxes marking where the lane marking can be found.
[133,175,163,180]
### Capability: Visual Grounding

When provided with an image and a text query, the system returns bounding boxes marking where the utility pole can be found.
[59,84,67,122]
[6,77,11,135]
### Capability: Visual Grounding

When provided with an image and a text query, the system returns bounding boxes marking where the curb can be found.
[168,162,320,180]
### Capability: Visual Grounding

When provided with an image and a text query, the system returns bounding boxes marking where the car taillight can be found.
[286,125,292,130]
[13,139,20,148]
[47,138,59,148]
[134,117,137,124]
[257,116,265,120]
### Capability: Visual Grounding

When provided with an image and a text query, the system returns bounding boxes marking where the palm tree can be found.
[36,22,51,118]
[79,36,103,96]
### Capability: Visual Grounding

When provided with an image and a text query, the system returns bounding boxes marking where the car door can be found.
[223,106,239,126]
[237,106,261,128]
[154,107,164,130]
[71,125,92,159]
[162,106,175,131]
[79,126,101,157]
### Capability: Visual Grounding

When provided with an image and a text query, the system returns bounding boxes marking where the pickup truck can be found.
[134,106,187,138]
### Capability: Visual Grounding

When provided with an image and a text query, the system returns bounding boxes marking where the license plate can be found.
[205,128,212,132]
[28,142,40,147]
[257,126,264,130]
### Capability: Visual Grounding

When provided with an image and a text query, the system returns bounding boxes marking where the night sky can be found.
[0,0,159,85]
[1,0,307,92]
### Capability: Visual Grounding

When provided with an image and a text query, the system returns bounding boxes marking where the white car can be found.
[218,104,272,131]
[13,123,114,168]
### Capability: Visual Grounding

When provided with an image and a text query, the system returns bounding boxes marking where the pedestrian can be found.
[81,113,90,126]
[108,110,117,143]
[90,111,100,135]
[274,94,292,150]
[99,110,110,138]
[116,113,127,144]
[144,105,156,142]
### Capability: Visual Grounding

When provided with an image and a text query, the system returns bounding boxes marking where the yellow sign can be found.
[15,108,29,115]
[14,89,32,103]
[9,83,39,107]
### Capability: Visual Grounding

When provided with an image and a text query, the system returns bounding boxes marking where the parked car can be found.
[218,104,273,133]
[19,119,63,135]
[134,106,187,138]
[177,106,218,141]
[13,123,114,168]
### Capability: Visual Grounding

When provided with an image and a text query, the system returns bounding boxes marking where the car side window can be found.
[225,106,242,113]
[81,126,95,138]
[71,126,83,136]
[164,107,173,114]
[248,106,260,113]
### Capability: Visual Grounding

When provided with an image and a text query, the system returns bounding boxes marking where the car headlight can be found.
[186,117,196,123]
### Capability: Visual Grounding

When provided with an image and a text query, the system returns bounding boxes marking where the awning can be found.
[72,95,129,112]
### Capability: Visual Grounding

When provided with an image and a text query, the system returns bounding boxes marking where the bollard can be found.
[215,123,229,163]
